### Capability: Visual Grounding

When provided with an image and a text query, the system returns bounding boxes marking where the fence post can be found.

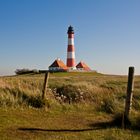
[124,66,135,118]
[42,72,49,99]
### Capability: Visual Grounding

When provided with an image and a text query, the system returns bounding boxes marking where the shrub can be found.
[15,69,39,75]
[26,96,45,108]
[55,84,83,103]
[96,93,119,114]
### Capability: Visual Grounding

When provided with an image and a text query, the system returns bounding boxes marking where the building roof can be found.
[76,61,91,71]
[49,58,68,70]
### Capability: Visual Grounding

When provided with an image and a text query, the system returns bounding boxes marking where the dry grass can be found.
[0,73,140,113]
[0,73,140,139]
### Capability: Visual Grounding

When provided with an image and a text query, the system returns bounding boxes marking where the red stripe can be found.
[67,58,75,67]
[68,34,74,38]
[67,45,75,52]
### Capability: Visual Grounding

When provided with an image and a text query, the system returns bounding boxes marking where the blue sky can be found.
[0,0,140,75]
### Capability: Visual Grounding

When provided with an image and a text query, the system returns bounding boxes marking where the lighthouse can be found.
[66,26,76,70]
[48,26,92,72]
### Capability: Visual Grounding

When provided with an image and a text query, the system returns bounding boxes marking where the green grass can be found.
[0,107,140,140]
[0,72,140,139]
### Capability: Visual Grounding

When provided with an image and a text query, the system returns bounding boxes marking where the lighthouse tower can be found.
[66,26,76,70]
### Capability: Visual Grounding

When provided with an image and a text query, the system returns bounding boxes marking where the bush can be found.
[55,85,83,103]
[96,94,119,114]
[15,69,39,75]
[27,96,45,108]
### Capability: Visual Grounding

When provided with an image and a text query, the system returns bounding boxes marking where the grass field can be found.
[0,72,140,139]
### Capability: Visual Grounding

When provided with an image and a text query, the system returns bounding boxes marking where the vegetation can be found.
[15,68,40,75]
[0,72,140,139]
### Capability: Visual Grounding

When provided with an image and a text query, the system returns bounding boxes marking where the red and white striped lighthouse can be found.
[66,26,76,70]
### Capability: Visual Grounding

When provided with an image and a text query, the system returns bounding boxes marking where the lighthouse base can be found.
[67,67,77,71]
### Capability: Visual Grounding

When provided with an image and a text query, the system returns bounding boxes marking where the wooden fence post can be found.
[124,66,135,118]
[42,72,49,99]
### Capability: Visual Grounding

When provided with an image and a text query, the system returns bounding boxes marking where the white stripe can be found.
[67,52,75,59]
[68,38,74,45]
